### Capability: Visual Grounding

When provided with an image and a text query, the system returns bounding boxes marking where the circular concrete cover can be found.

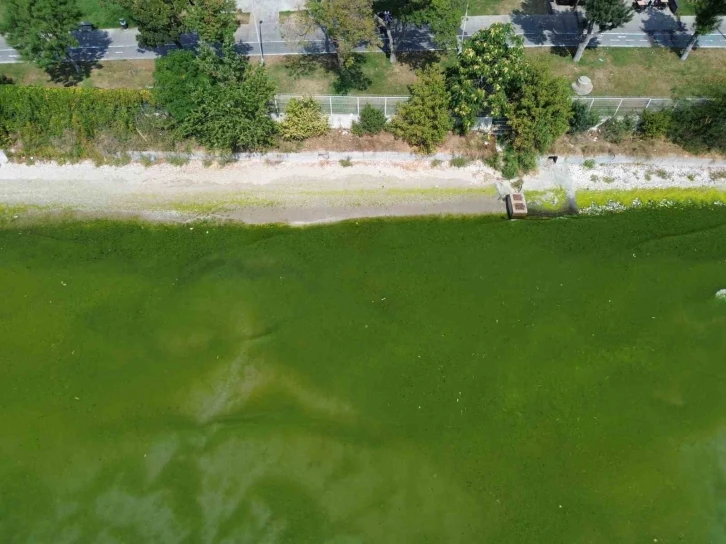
[572,76,593,96]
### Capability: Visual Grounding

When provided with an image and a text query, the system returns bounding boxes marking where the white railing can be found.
[274,94,680,117]
[274,94,409,116]
[571,97,676,116]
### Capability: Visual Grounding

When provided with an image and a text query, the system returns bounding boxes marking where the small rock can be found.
[716,289,726,301]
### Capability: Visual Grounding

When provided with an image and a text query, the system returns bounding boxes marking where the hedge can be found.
[0,86,153,158]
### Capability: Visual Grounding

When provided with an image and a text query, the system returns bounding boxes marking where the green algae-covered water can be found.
[1,209,726,542]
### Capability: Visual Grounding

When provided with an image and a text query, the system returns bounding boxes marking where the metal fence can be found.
[274,94,679,118]
[571,97,676,116]
[274,95,409,116]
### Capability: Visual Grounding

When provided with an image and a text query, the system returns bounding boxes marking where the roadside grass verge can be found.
[4,49,724,101]
[265,53,418,96]
[0,60,155,89]
[468,0,549,14]
[526,47,726,97]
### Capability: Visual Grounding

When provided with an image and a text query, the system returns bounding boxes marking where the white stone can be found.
[716,289,726,301]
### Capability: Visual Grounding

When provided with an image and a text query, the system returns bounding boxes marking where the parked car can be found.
[78,22,95,32]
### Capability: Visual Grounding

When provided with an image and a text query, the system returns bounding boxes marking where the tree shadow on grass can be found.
[550,45,576,57]
[397,51,442,71]
[47,29,112,86]
[332,55,372,95]
[283,54,337,80]
[281,53,371,95]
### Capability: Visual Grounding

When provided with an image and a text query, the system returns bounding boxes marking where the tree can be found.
[305,0,381,68]
[178,42,278,151]
[504,66,572,154]
[446,23,527,132]
[374,12,396,63]
[389,66,452,153]
[573,0,633,63]
[352,104,387,135]
[185,0,238,43]
[568,101,600,133]
[117,0,187,48]
[374,0,467,61]
[0,0,81,72]
[153,50,207,123]
[680,0,725,61]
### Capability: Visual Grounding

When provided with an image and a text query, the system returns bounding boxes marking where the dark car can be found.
[78,22,95,32]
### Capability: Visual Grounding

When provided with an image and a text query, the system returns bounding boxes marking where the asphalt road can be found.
[1,13,725,64]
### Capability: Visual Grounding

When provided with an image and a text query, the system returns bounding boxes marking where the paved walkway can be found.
[1,10,725,64]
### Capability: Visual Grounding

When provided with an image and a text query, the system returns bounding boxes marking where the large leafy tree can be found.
[119,0,238,48]
[153,50,207,122]
[304,0,381,68]
[389,65,452,153]
[185,0,238,43]
[573,0,633,62]
[504,66,572,154]
[680,0,725,60]
[446,23,527,131]
[176,42,278,151]
[0,0,82,71]
[374,0,467,61]
[117,0,187,47]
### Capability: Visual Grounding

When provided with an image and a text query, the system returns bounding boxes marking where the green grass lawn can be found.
[265,52,418,96]
[468,0,549,15]
[0,59,154,88]
[0,0,133,28]
[1,208,726,541]
[526,47,726,96]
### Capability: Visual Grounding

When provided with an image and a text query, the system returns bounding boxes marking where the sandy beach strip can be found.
[1,158,725,224]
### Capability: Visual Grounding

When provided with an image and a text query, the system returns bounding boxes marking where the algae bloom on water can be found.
[1,208,726,542]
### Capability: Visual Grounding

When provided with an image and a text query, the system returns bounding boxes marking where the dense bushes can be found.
[569,101,601,134]
[669,89,726,154]
[505,66,572,155]
[501,147,537,179]
[637,109,672,139]
[352,104,387,136]
[600,115,637,144]
[446,24,570,173]
[0,86,152,159]
[279,97,329,141]
[158,42,278,151]
[389,66,452,153]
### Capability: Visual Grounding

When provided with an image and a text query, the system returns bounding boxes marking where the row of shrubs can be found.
[278,97,388,141]
[567,98,726,154]
[0,86,391,161]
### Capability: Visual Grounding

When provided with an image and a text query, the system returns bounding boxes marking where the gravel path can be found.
[0,159,505,224]
[2,158,725,225]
